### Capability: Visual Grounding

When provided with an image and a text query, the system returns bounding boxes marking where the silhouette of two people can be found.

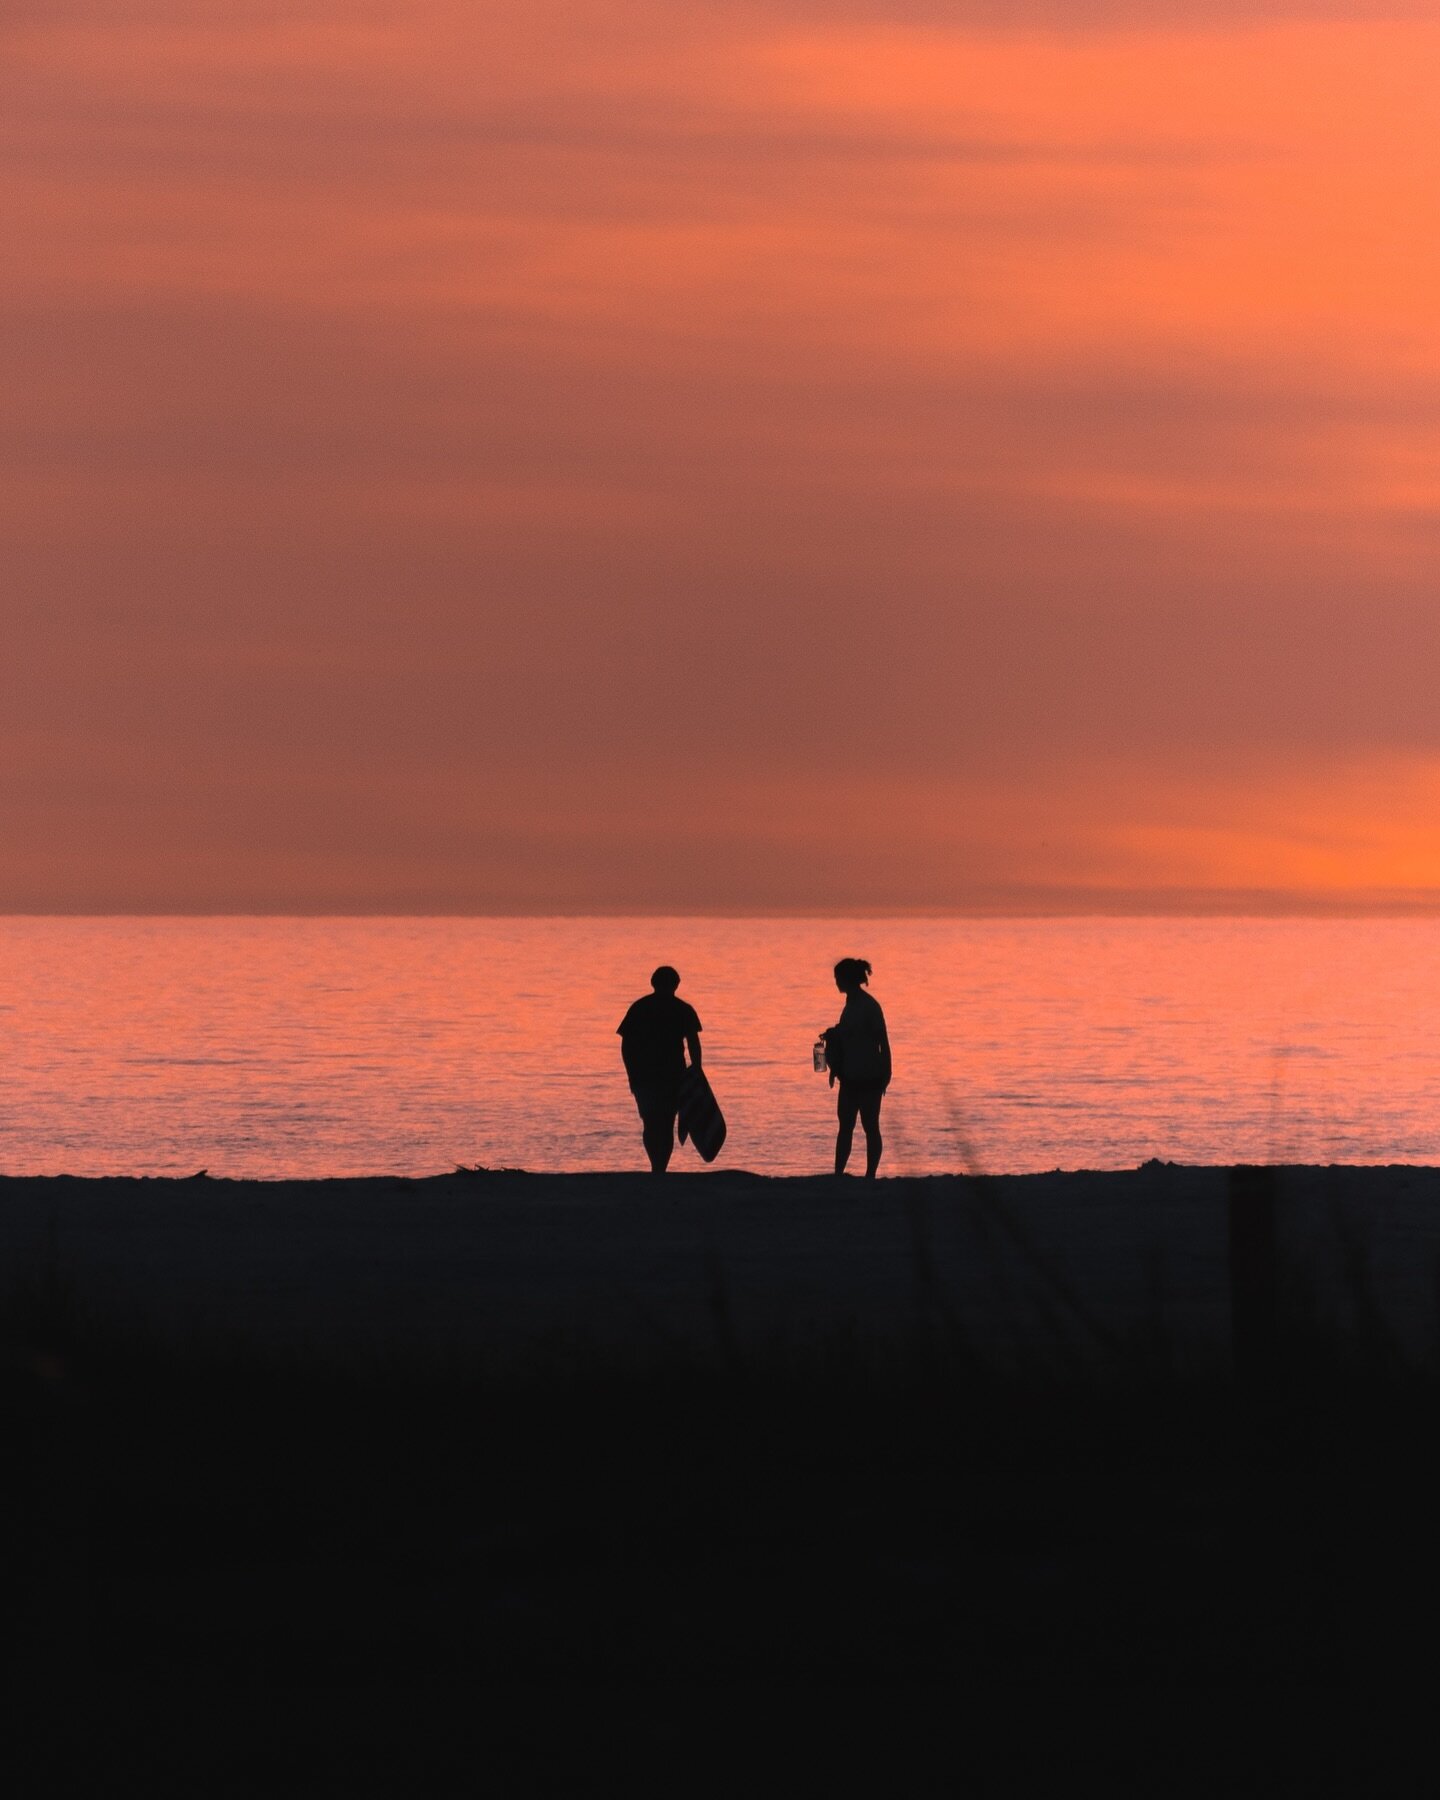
[618,957,891,1179]
[825,958,891,1179]
[617,965,702,1174]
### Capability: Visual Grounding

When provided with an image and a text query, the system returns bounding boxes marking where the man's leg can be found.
[859,1090,883,1179]
[642,1105,675,1173]
[633,1083,676,1173]
[835,1085,859,1176]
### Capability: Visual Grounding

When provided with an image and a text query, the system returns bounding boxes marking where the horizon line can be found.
[6,899,1440,922]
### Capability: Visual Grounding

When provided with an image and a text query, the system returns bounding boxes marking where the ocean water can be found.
[1,916,1437,1179]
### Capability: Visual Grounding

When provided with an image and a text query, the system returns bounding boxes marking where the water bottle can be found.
[812,1036,827,1073]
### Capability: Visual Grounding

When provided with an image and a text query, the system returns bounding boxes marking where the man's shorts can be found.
[632,1081,681,1122]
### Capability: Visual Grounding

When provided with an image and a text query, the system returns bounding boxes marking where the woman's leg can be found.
[858,1089,883,1178]
[835,1084,860,1175]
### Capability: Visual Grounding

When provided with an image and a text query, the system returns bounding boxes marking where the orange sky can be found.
[4,0,1439,911]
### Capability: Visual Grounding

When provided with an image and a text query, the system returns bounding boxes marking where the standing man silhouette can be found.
[826,957,891,1179]
[618,966,702,1174]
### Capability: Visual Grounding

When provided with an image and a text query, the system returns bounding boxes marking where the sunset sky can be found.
[5,0,1438,912]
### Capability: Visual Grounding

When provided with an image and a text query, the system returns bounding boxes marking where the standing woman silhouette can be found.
[825,958,892,1179]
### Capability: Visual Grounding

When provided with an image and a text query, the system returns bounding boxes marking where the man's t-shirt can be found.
[617,993,702,1086]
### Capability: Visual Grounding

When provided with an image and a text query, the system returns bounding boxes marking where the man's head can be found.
[650,965,681,993]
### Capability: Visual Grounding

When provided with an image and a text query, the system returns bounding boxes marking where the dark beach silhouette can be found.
[9,1162,1440,1756]
[617,964,702,1173]
[824,957,892,1178]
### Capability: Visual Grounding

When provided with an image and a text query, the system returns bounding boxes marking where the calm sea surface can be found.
[1,916,1437,1179]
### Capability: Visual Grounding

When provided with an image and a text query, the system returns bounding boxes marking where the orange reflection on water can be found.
[2,916,1438,1180]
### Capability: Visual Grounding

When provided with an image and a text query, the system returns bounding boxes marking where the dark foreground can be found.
[4,1166,1440,1791]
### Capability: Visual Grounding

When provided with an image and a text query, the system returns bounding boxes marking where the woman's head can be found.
[833,957,871,993]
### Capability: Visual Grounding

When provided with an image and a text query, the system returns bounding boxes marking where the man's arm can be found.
[618,1016,639,1089]
[685,1029,702,1070]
